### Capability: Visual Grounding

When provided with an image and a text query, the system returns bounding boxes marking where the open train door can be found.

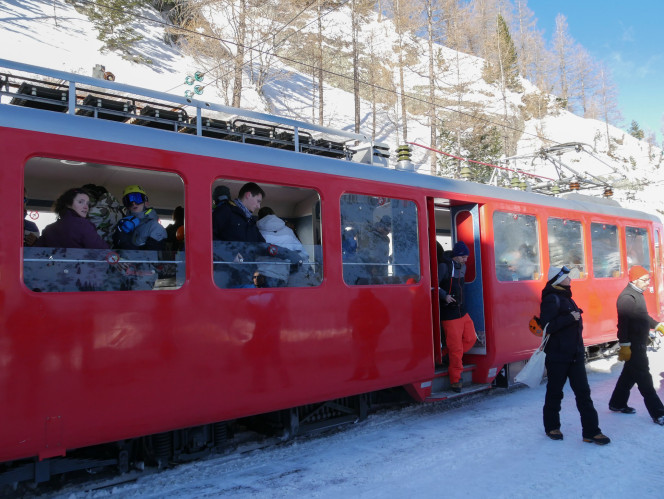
[451,204,486,354]
[429,199,486,365]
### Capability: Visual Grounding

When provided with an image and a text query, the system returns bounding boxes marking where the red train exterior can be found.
[1,60,662,484]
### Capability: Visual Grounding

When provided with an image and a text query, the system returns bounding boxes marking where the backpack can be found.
[528,294,560,337]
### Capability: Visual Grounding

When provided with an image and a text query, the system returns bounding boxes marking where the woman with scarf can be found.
[540,266,610,445]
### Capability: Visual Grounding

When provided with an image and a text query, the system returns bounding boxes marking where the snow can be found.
[49,349,664,498]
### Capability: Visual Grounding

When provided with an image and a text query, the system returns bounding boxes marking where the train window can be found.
[493,211,540,281]
[547,218,585,277]
[625,226,651,270]
[340,194,420,285]
[211,180,322,288]
[590,222,621,278]
[23,158,185,292]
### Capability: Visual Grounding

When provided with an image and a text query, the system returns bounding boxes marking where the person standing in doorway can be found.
[439,241,477,393]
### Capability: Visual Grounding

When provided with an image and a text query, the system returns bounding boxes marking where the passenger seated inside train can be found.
[257,206,308,260]
[212,180,322,289]
[113,184,167,251]
[353,216,392,284]
[165,205,185,252]
[82,183,123,246]
[34,187,109,249]
[212,182,265,243]
[23,188,39,246]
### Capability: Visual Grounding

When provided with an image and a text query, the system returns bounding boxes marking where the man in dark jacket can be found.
[608,265,664,424]
[540,266,609,444]
[438,241,476,393]
[213,182,266,243]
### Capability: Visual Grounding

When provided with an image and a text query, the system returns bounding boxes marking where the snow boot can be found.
[546,429,563,441]
[609,405,636,414]
[583,433,611,445]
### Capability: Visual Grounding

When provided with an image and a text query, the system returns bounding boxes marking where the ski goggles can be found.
[123,192,146,207]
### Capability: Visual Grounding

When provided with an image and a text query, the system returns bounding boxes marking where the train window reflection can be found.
[340,193,420,285]
[493,212,540,281]
[547,218,585,277]
[23,157,185,292]
[211,179,323,289]
[590,222,621,278]
[625,226,650,270]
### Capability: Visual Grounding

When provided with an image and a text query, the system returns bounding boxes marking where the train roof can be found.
[0,59,659,225]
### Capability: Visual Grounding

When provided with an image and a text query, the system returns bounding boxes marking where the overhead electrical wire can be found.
[69,0,557,144]
[66,0,650,193]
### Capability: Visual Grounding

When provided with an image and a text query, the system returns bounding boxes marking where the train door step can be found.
[426,382,491,402]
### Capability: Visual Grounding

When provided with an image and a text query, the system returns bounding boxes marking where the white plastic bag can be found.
[515,330,549,388]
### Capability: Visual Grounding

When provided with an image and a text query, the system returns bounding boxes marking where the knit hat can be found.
[213,185,231,203]
[547,266,571,286]
[452,241,470,257]
[628,265,649,282]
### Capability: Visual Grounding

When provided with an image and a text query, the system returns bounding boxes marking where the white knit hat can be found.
[547,266,579,285]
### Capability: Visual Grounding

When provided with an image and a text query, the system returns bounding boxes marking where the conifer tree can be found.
[627,120,645,140]
[67,0,151,63]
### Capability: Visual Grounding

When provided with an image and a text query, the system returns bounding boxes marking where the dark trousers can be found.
[609,343,664,419]
[543,357,601,438]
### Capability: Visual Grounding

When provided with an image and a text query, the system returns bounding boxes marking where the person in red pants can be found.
[439,241,477,392]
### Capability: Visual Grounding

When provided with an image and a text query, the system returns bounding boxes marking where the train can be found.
[1,58,662,487]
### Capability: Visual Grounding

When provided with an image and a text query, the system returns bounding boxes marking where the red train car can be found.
[1,59,663,486]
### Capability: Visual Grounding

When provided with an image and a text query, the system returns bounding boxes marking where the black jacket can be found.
[540,283,584,363]
[212,201,265,243]
[616,283,658,346]
[438,251,466,321]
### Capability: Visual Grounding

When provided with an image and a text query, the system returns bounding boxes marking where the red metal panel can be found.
[1,126,435,463]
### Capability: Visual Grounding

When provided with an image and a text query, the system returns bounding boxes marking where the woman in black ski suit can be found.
[540,266,610,445]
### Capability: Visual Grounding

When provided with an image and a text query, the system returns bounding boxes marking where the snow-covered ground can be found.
[48,349,664,498]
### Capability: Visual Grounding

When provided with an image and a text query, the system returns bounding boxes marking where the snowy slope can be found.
[1,0,662,216]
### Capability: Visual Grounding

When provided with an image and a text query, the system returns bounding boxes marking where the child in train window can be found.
[113,185,167,251]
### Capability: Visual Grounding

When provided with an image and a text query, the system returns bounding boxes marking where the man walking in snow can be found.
[608,265,664,424]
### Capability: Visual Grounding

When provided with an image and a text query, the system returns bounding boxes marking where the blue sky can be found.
[528,1,663,143]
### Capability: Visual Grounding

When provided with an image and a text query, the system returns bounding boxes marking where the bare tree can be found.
[572,45,598,117]
[386,0,418,142]
[552,13,575,110]
[594,62,622,153]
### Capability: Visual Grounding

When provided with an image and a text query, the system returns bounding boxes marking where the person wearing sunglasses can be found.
[540,265,610,445]
[112,185,166,251]
[609,265,664,425]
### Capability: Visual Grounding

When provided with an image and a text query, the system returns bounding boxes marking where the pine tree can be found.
[67,0,151,63]
[482,14,520,91]
[627,120,645,140]
[437,111,503,183]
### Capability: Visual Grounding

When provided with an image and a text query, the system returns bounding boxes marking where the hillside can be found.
[2,0,662,215]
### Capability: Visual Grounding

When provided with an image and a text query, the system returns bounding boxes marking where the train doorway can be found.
[429,200,486,365]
